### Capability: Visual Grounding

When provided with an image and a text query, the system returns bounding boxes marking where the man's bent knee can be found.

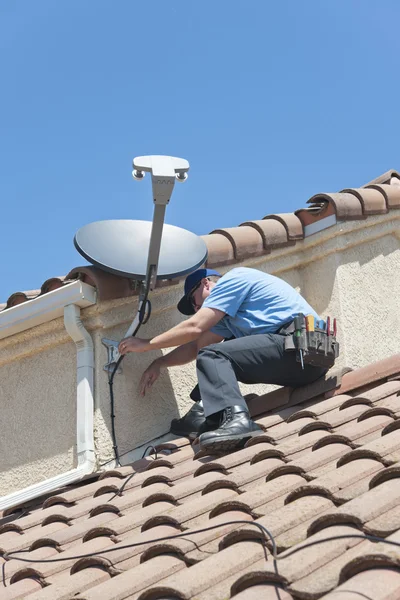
[197,343,223,361]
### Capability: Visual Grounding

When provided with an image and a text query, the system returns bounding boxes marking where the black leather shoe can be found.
[170,403,206,439]
[196,413,221,437]
[198,405,263,453]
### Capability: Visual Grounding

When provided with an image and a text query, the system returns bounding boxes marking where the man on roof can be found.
[118,267,327,454]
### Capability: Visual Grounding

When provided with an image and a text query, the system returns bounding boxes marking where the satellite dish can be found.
[74,219,208,280]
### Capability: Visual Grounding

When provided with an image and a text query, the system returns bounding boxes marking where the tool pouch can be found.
[283,314,340,369]
[303,328,339,369]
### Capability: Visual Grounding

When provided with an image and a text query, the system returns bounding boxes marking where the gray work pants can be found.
[196,333,327,417]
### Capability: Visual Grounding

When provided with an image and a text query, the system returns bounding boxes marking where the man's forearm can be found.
[149,320,202,350]
[119,307,223,356]
[157,341,198,368]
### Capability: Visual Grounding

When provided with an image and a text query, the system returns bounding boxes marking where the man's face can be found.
[190,278,211,313]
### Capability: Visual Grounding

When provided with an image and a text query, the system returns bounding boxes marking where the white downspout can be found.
[0,304,96,511]
[64,304,96,472]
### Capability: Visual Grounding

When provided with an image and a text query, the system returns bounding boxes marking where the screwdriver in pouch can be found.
[306,315,316,353]
[306,315,315,331]
[294,314,305,369]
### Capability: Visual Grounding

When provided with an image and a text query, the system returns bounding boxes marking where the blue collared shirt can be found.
[203,267,319,339]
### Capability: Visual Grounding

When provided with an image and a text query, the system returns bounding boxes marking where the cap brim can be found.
[177,294,195,316]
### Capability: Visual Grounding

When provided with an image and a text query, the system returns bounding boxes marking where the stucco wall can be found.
[1,212,399,495]
[302,217,400,369]
[0,332,76,496]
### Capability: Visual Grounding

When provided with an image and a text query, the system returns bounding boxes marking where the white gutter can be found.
[0,298,97,511]
[0,280,96,340]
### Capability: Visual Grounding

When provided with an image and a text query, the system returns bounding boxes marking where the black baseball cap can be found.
[177,268,221,315]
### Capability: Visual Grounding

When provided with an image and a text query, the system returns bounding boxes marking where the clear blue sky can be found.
[1,1,399,300]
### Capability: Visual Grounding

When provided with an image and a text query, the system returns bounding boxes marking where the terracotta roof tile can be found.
[66,266,136,301]
[279,523,364,586]
[340,187,388,215]
[333,354,400,395]
[289,458,383,504]
[233,585,294,600]
[318,404,374,429]
[366,182,400,209]
[300,524,400,598]
[319,567,400,600]
[6,290,41,309]
[246,387,292,417]
[307,191,364,220]
[209,226,264,261]
[1,577,44,599]
[291,441,353,475]
[295,199,336,228]
[193,561,270,600]
[198,232,234,268]
[352,380,400,403]
[33,554,186,600]
[221,457,285,490]
[366,505,400,538]
[3,168,400,309]
[363,168,400,187]
[335,414,394,445]
[337,428,400,468]
[276,429,329,457]
[39,277,66,294]
[261,213,304,240]
[238,219,291,250]
[136,540,267,600]
[288,393,354,419]
[287,528,369,598]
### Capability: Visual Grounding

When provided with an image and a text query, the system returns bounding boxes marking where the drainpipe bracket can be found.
[102,338,122,374]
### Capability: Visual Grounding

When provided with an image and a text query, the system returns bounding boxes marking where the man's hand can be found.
[139,359,162,396]
[118,337,151,355]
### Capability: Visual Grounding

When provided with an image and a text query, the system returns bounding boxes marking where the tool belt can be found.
[281,313,340,369]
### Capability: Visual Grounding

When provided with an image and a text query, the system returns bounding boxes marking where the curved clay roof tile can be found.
[262,213,304,240]
[209,226,264,261]
[340,187,388,216]
[40,277,66,295]
[307,192,364,220]
[6,293,29,308]
[363,169,400,187]
[365,184,400,210]
[295,201,336,228]
[240,219,291,250]
[201,233,236,267]
[67,266,134,301]
[6,291,39,309]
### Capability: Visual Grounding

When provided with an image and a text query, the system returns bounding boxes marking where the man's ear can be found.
[203,277,211,289]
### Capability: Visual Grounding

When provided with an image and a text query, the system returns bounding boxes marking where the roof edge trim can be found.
[304,214,337,237]
[0,281,97,341]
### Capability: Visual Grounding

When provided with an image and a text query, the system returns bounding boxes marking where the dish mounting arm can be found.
[102,155,189,373]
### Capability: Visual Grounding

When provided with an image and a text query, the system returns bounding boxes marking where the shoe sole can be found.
[170,426,195,436]
[199,430,263,454]
[170,429,203,442]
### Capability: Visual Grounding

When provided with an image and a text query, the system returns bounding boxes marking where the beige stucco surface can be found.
[1,212,399,496]
[0,337,76,495]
